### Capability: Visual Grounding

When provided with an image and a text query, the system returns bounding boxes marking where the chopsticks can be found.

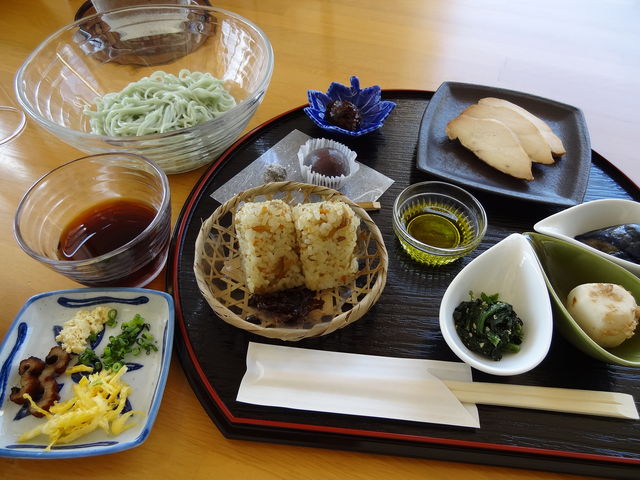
[356,201,381,211]
[443,380,639,419]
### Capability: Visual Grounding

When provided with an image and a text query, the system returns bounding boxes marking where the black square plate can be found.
[416,82,591,207]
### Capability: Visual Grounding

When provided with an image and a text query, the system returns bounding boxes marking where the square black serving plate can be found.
[416,82,591,207]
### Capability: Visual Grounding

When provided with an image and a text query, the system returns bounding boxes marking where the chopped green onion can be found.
[106,308,118,327]
[99,313,157,371]
[76,313,158,372]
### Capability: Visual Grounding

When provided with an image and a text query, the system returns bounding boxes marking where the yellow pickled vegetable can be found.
[19,366,143,450]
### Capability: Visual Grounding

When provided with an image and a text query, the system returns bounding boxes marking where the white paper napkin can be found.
[211,130,394,204]
[237,343,480,428]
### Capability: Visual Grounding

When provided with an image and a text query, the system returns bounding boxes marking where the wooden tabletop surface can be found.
[1,1,638,478]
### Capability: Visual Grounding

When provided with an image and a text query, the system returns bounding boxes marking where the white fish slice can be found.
[462,103,554,164]
[479,97,566,156]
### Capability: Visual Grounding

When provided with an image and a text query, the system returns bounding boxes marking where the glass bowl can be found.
[14,4,274,174]
[392,181,487,265]
[14,153,171,288]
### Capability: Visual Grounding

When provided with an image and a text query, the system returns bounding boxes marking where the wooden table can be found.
[1,1,638,478]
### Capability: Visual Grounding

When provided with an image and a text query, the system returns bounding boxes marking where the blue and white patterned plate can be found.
[0,288,174,458]
[304,76,396,136]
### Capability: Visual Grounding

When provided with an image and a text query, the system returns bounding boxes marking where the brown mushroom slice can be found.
[9,357,46,404]
[45,345,72,374]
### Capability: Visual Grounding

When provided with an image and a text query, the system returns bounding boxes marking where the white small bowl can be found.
[534,198,640,276]
[439,233,553,376]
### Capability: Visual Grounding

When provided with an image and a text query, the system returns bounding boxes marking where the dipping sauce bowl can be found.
[392,181,487,265]
[14,153,171,287]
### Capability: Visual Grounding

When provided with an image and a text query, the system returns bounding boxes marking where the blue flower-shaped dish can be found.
[304,76,396,136]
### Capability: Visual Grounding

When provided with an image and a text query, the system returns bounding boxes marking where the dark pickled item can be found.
[9,346,72,417]
[303,147,350,177]
[326,99,362,131]
[248,286,324,323]
[453,292,524,361]
[57,198,157,261]
[407,213,461,249]
[575,223,640,264]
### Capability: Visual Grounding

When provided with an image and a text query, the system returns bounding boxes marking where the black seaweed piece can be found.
[248,287,324,323]
[575,223,640,264]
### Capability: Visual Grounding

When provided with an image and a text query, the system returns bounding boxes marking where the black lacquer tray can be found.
[167,91,640,479]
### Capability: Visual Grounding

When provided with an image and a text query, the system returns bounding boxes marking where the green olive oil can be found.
[407,213,461,248]
[399,203,472,265]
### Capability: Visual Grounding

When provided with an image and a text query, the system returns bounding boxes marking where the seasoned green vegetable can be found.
[452,292,524,361]
[77,313,158,372]
[77,348,102,372]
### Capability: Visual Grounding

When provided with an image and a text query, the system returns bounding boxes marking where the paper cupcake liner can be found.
[297,138,359,189]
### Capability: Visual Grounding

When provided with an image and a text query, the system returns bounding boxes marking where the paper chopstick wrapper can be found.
[238,343,480,428]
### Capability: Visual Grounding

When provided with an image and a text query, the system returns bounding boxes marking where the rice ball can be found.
[566,283,639,348]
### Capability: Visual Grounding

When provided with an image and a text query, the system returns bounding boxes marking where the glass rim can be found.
[0,106,26,146]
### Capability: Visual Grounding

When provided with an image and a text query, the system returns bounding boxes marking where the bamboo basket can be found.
[193,181,388,341]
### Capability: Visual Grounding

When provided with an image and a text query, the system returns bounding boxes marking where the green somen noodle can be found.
[84,69,237,137]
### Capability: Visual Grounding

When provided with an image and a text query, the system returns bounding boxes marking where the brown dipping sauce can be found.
[57,198,156,261]
[304,147,350,177]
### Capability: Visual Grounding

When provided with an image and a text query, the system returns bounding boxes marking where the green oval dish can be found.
[524,232,640,367]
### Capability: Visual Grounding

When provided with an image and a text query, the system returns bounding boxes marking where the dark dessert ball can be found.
[326,100,362,131]
[304,147,350,177]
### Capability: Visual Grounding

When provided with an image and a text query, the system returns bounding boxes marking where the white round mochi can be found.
[566,283,639,348]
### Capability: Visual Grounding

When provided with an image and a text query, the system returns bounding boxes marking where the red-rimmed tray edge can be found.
[166,89,640,471]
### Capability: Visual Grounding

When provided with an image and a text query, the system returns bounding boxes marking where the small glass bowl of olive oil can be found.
[392,181,487,265]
